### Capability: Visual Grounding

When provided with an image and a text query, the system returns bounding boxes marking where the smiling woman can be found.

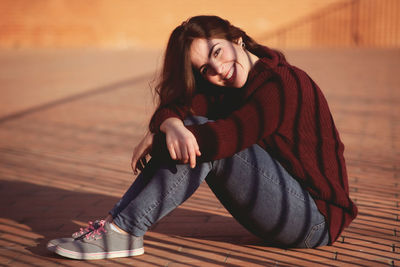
[48,15,358,260]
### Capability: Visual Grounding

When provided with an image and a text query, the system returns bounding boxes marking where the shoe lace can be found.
[74,220,107,240]
[74,221,95,237]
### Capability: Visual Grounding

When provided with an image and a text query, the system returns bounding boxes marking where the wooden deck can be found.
[0,48,399,266]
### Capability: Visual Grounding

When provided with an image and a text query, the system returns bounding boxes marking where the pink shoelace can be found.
[73,220,107,240]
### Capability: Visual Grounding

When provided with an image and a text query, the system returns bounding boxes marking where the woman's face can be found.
[190,37,254,88]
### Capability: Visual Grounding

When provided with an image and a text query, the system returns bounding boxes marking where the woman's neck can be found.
[246,50,260,69]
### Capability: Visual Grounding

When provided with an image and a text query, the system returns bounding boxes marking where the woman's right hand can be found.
[160,118,201,168]
[131,131,154,175]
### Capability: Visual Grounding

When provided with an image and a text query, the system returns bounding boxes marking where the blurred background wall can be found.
[1,0,398,49]
[262,0,400,48]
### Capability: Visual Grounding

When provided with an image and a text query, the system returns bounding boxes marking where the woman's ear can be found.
[234,37,243,45]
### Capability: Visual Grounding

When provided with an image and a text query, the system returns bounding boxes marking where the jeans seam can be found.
[233,152,307,202]
[304,220,326,248]
[132,167,190,228]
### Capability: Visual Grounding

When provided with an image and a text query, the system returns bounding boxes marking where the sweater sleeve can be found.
[150,93,210,133]
[186,81,282,161]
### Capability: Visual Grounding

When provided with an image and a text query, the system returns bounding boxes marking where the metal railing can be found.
[259,0,400,48]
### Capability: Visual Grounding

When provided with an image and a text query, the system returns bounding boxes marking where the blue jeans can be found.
[110,117,329,248]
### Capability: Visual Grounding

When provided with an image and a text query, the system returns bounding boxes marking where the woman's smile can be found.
[223,64,236,85]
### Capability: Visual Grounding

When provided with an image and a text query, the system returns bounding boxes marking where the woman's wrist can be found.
[145,131,154,145]
[160,117,184,133]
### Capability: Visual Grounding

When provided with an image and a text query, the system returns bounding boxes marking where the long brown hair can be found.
[149,15,263,132]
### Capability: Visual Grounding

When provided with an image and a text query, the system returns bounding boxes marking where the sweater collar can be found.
[242,46,287,98]
[247,45,285,81]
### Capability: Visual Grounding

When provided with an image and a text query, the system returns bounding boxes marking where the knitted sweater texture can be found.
[151,46,358,244]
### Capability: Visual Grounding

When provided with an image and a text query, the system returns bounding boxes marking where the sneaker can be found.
[48,220,144,260]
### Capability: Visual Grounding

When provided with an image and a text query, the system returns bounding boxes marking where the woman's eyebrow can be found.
[208,43,219,59]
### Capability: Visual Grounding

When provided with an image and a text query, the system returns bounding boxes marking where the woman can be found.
[48,15,357,260]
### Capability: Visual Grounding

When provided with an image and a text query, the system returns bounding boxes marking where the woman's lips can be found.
[224,65,236,84]
[225,66,234,79]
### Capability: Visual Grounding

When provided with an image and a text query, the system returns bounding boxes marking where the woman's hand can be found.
[131,131,154,175]
[160,118,201,168]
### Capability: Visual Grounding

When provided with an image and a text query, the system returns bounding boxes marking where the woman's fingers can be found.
[167,141,177,160]
[132,160,138,175]
[130,131,154,175]
[138,157,147,172]
[190,139,202,168]
[132,155,147,174]
[132,161,138,172]
[194,141,201,156]
[179,141,189,164]
[174,142,183,161]
[131,154,138,172]
[188,144,196,168]
[131,147,147,174]
[178,138,199,168]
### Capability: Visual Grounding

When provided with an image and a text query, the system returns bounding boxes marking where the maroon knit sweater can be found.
[150,46,358,244]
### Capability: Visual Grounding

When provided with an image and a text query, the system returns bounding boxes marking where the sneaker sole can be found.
[54,246,145,260]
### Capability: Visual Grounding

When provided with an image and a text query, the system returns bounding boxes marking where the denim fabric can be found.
[110,117,329,248]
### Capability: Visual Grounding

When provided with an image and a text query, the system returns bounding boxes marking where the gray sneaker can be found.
[48,220,144,260]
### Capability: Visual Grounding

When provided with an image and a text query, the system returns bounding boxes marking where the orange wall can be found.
[0,0,340,49]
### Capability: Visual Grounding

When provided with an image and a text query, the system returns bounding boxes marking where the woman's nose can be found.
[211,61,223,75]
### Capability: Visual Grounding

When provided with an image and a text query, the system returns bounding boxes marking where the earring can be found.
[241,42,245,48]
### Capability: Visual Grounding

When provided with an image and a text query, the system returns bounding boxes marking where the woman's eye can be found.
[201,67,208,75]
[213,48,221,57]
